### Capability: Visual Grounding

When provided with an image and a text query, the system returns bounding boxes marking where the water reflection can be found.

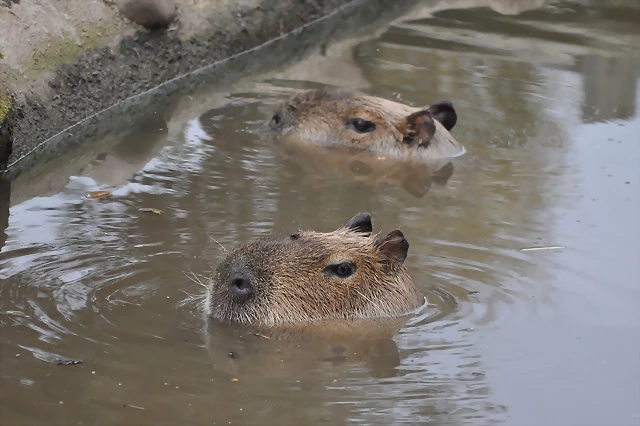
[579,55,639,123]
[1,0,639,425]
[278,141,456,198]
[0,178,9,252]
[84,115,169,187]
[203,319,407,380]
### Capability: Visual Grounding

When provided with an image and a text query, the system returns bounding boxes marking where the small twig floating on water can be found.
[86,191,112,199]
[254,333,271,340]
[123,404,145,410]
[519,246,566,252]
[139,208,163,215]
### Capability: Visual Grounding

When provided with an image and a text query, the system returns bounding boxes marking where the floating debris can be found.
[139,208,163,215]
[467,291,480,296]
[123,404,145,410]
[57,359,83,366]
[519,246,566,252]
[228,352,236,359]
[231,378,239,382]
[254,333,271,340]
[86,191,112,199]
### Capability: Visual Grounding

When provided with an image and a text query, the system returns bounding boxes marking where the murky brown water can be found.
[2,1,640,425]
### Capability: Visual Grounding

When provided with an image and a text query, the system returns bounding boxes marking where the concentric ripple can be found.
[2,1,639,425]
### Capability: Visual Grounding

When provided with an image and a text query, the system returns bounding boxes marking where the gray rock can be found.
[116,0,177,30]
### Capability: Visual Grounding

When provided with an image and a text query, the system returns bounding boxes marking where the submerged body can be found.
[278,141,456,198]
[269,88,465,161]
[206,213,425,327]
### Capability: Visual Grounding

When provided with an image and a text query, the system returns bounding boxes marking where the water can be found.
[1,1,639,425]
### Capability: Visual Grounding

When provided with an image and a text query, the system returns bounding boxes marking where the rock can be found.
[115,0,177,30]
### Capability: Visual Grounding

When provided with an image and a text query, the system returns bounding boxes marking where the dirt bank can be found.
[0,0,374,179]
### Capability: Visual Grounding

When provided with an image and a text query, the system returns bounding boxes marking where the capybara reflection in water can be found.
[206,213,425,327]
[269,88,465,161]
[278,142,456,199]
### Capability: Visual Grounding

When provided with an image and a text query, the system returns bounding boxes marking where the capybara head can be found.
[206,213,425,327]
[269,89,464,160]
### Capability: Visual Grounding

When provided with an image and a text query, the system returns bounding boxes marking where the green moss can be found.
[0,92,12,124]
[23,22,120,79]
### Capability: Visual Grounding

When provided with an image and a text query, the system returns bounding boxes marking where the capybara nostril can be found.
[269,110,283,130]
[230,274,253,298]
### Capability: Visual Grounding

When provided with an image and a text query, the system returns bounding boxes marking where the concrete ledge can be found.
[1,0,418,180]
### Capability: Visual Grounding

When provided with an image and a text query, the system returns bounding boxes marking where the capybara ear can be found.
[427,100,457,131]
[346,212,373,234]
[402,110,436,148]
[375,230,409,267]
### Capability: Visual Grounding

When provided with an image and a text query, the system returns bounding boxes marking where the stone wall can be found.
[0,0,369,178]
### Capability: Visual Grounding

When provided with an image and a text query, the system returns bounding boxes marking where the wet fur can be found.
[270,89,465,161]
[206,214,424,327]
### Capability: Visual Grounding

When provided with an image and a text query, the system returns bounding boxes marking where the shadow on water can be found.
[1,0,640,425]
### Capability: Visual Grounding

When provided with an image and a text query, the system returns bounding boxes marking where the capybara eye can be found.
[346,118,376,134]
[326,262,357,278]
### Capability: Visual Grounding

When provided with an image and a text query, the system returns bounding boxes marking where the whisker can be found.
[183,269,209,289]
[178,289,203,298]
[176,291,205,308]
[207,233,228,253]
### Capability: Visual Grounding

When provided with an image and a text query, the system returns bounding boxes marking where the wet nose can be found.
[269,107,284,130]
[230,273,254,299]
[269,105,294,131]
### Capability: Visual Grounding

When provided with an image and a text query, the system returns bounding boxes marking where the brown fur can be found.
[269,89,465,161]
[206,213,425,327]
